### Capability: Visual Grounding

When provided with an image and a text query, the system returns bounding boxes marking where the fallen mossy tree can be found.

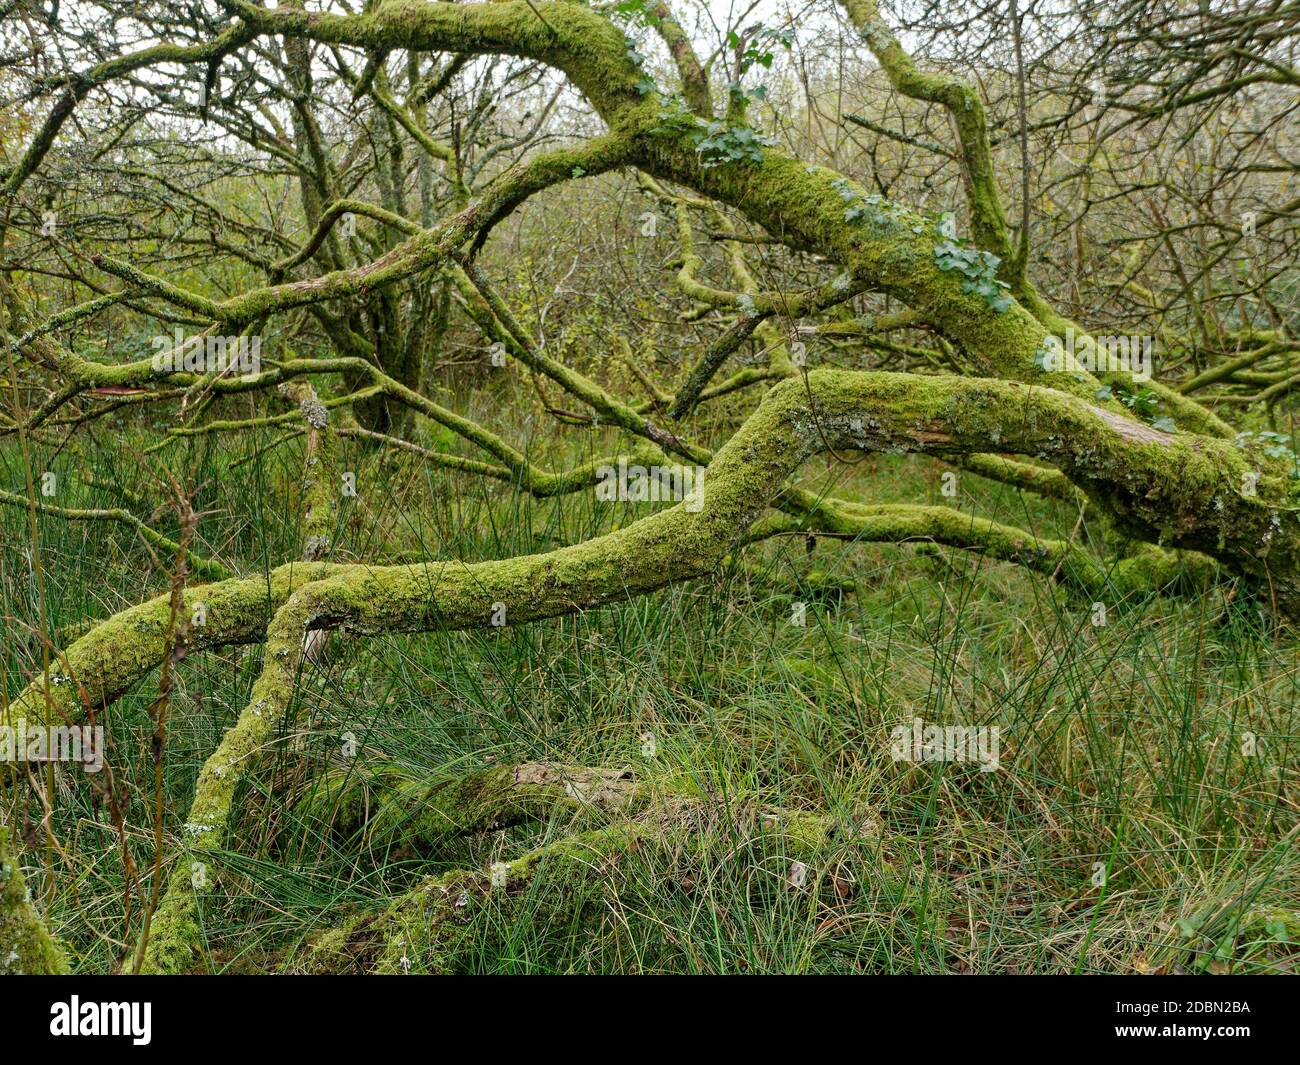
[295,760,654,858]
[6,375,1297,969]
[289,785,863,975]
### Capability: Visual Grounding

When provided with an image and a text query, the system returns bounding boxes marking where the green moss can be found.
[3,562,343,736]
[11,353,1298,972]
[299,761,649,857]
[0,824,68,974]
[293,798,840,974]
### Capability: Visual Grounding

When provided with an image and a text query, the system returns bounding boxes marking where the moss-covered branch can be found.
[9,361,1291,969]
[0,821,68,974]
[746,503,1214,601]
[298,760,650,857]
[292,794,842,974]
[0,489,231,580]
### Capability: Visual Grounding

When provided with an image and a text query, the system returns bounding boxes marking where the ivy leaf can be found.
[1152,416,1176,433]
